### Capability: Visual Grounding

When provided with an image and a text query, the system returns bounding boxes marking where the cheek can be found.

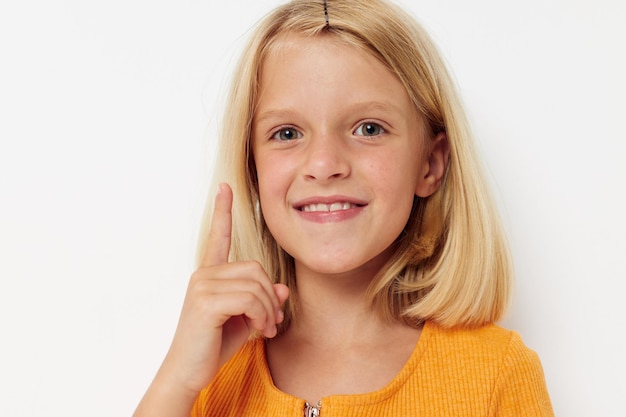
[255,153,294,213]
[363,149,420,195]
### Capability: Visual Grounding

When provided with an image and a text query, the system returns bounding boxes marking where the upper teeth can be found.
[301,202,356,212]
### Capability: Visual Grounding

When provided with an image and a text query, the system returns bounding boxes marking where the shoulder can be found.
[425,321,535,361]
[428,321,518,342]
[423,321,547,379]
[421,322,554,416]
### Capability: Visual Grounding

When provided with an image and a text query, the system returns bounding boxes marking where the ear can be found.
[415,132,450,198]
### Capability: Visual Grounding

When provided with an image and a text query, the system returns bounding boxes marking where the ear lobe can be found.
[415,132,450,197]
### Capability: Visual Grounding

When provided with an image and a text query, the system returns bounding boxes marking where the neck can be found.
[287,260,392,344]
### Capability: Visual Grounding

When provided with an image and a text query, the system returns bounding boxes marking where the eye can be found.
[354,122,385,137]
[271,127,302,141]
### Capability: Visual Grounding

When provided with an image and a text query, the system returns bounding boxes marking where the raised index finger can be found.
[201,183,233,267]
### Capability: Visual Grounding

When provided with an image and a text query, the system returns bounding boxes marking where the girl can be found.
[134,0,553,416]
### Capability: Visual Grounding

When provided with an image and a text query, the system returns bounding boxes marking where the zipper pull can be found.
[304,401,321,417]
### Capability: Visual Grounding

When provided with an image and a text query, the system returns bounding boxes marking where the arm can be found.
[133,184,289,417]
[489,334,554,417]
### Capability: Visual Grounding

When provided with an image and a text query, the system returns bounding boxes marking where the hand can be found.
[162,183,289,395]
[133,183,288,417]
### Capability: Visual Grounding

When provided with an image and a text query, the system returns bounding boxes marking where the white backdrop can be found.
[1,1,624,416]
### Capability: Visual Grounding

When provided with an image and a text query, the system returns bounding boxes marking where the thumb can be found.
[273,283,290,307]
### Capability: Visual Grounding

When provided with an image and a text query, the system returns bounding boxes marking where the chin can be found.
[293,255,354,275]
[294,251,390,278]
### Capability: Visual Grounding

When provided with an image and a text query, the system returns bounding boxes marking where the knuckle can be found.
[189,267,210,283]
[241,261,272,285]
[241,294,267,319]
[248,279,264,293]
[240,291,257,307]
[241,260,263,273]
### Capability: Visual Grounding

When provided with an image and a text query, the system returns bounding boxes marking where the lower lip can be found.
[296,206,364,223]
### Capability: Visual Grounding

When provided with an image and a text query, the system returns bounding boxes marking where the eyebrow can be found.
[253,109,298,125]
[254,100,406,125]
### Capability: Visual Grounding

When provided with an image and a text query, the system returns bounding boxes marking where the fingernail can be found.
[276,309,284,323]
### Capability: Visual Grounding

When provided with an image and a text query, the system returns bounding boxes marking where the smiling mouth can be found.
[299,202,362,212]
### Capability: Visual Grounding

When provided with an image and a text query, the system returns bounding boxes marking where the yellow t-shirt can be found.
[192,322,553,416]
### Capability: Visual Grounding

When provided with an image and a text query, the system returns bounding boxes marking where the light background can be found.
[1,0,624,415]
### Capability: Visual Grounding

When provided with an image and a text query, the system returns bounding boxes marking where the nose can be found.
[301,133,350,182]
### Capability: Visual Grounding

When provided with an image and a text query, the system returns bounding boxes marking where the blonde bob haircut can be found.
[197,0,512,329]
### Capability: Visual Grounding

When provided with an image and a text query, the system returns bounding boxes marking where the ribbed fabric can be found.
[191,322,553,416]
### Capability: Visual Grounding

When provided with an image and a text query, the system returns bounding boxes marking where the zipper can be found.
[303,401,321,417]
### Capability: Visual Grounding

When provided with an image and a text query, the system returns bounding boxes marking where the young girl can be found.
[134,0,553,416]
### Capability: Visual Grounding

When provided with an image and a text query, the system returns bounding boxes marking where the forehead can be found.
[261,32,382,74]
[256,34,410,106]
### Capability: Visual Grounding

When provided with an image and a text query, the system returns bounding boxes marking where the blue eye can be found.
[272,127,302,141]
[354,122,385,137]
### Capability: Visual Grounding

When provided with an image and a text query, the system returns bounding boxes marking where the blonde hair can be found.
[197,0,512,329]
